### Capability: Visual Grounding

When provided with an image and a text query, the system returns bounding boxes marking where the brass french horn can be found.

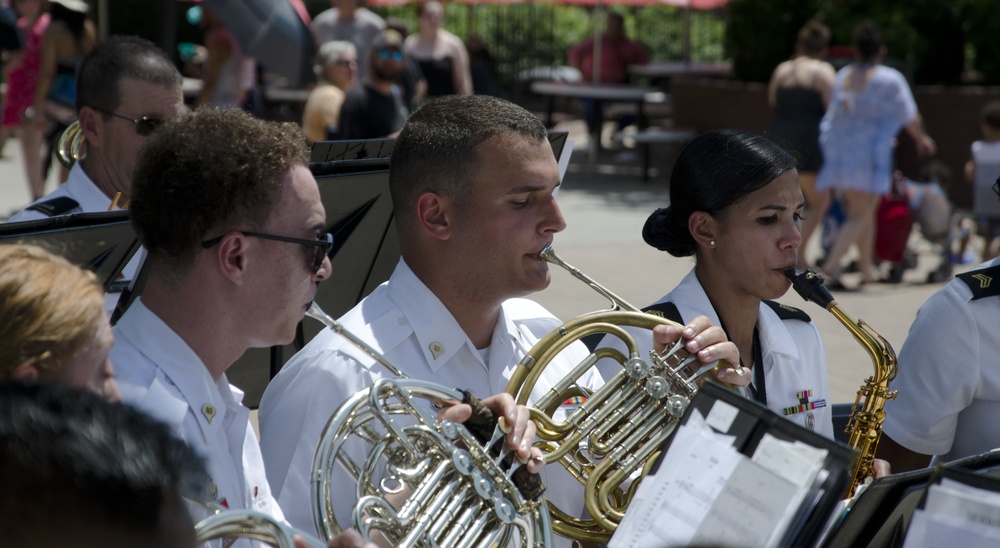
[505,245,745,543]
[304,302,552,547]
[56,119,85,169]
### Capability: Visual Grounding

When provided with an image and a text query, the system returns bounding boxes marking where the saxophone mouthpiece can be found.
[783,268,836,310]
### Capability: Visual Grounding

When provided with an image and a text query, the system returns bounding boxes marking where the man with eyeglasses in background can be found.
[337,29,409,139]
[7,35,185,314]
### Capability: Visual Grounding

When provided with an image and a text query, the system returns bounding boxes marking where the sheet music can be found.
[904,510,1000,548]
[609,411,740,548]
[610,419,830,548]
[902,477,1000,548]
[691,457,799,546]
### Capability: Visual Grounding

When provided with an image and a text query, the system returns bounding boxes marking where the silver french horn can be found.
[195,508,326,547]
[303,302,552,547]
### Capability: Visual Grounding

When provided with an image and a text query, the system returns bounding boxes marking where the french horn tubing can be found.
[195,508,327,548]
[783,268,898,498]
[303,302,553,547]
[505,244,745,543]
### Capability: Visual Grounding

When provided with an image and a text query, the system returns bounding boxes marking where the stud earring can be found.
[709,240,716,247]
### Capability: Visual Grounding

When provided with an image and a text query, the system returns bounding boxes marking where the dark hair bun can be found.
[642,207,696,257]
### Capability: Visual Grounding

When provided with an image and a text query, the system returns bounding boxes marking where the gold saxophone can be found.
[783,269,898,497]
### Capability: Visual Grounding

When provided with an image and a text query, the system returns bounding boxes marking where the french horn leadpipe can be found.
[504,244,745,543]
[303,301,552,547]
[783,269,898,497]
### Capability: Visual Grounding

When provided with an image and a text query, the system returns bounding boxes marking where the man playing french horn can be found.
[259,95,747,545]
[110,107,549,548]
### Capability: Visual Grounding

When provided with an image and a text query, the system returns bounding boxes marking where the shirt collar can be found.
[668,268,800,361]
[387,259,487,373]
[115,298,237,440]
[68,162,119,210]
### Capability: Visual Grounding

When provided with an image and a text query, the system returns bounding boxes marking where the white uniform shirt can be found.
[971,139,1000,218]
[112,299,284,545]
[598,268,834,438]
[883,257,1000,462]
[7,162,141,315]
[259,259,603,544]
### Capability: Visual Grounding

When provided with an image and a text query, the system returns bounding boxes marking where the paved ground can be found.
[0,130,969,407]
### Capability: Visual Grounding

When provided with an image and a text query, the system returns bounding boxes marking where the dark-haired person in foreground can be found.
[258,95,745,544]
[0,382,204,547]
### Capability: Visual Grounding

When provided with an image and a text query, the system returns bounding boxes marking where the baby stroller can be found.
[874,172,916,283]
[822,168,955,284]
[879,168,958,283]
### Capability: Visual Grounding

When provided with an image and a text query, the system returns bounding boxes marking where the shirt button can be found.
[429,342,444,359]
[397,316,408,326]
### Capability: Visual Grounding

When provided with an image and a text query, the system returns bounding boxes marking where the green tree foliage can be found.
[727,0,972,85]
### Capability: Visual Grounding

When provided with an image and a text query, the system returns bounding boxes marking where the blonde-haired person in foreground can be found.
[0,243,121,403]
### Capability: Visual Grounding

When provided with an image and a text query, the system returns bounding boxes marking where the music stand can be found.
[308,132,570,166]
[822,450,1000,548]
[0,210,139,292]
[310,138,395,164]
[226,158,398,407]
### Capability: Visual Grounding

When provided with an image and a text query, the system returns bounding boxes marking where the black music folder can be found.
[822,450,1000,548]
[308,132,571,166]
[611,382,855,548]
[0,210,139,292]
[310,137,395,164]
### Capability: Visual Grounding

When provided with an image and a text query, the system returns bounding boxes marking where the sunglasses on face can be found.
[91,106,165,136]
[201,231,334,274]
[377,49,404,61]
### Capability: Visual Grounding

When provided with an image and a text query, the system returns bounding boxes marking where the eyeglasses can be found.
[90,106,165,136]
[334,59,357,68]
[201,231,334,274]
[377,49,404,61]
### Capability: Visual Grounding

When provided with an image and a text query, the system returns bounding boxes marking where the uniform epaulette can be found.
[957,264,1000,300]
[24,196,80,217]
[641,301,683,324]
[764,300,811,322]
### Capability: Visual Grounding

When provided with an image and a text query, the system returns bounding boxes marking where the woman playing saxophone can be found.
[617,129,835,436]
